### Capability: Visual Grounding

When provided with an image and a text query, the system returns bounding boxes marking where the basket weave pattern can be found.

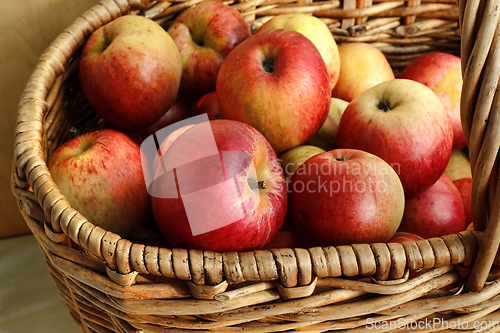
[12,0,500,331]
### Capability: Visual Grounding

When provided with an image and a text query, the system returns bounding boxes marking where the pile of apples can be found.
[47,3,472,254]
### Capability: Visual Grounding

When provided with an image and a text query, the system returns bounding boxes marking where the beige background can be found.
[0,0,100,239]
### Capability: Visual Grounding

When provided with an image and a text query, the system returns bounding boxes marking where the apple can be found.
[167,2,251,99]
[216,29,331,154]
[279,145,326,184]
[399,52,466,150]
[155,124,196,155]
[388,231,424,243]
[190,91,221,120]
[79,15,182,130]
[104,127,143,146]
[398,173,466,239]
[254,13,340,91]
[453,177,473,226]
[280,218,290,231]
[306,97,349,151]
[336,79,453,199]
[444,149,472,181]
[48,129,150,237]
[287,149,405,247]
[150,119,288,252]
[332,42,395,102]
[135,94,192,139]
[262,231,298,249]
[129,226,173,249]
[140,123,198,192]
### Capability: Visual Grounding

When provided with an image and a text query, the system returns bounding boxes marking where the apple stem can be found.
[378,100,392,112]
[262,58,275,74]
[193,37,204,47]
[258,181,267,189]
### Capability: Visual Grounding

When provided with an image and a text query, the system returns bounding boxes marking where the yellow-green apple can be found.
[135,94,192,140]
[399,52,465,149]
[279,145,326,184]
[149,119,287,251]
[216,29,331,154]
[167,2,251,99]
[453,177,473,226]
[444,149,472,181]
[190,91,221,120]
[332,42,395,102]
[287,149,405,247]
[79,15,182,130]
[306,97,349,150]
[48,129,150,237]
[336,79,453,199]
[398,173,466,239]
[254,13,340,91]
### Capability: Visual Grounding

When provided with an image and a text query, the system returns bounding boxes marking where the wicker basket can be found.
[12,0,500,331]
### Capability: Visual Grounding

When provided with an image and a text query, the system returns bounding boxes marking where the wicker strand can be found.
[459,0,500,292]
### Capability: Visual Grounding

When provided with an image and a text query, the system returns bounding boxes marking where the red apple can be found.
[216,29,331,154]
[453,177,473,226]
[254,13,340,92]
[135,94,192,139]
[79,15,182,130]
[167,2,251,99]
[399,52,466,150]
[48,129,150,237]
[336,79,453,199]
[150,119,287,252]
[190,91,221,120]
[332,42,395,102]
[287,149,405,247]
[155,124,196,156]
[398,173,466,239]
[105,127,144,146]
[141,123,197,189]
[262,231,298,249]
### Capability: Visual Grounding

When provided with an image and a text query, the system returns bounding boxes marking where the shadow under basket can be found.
[12,0,500,332]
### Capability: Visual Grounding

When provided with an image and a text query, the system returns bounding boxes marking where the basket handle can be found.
[458,0,500,292]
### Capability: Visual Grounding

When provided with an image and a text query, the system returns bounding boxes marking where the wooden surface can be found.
[0,0,99,239]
